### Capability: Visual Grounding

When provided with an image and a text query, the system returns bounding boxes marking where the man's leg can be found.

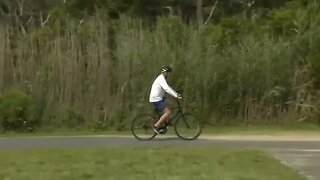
[155,107,172,127]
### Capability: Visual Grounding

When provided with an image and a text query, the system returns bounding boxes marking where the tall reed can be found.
[0,3,320,129]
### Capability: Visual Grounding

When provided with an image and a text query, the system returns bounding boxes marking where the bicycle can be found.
[131,98,203,140]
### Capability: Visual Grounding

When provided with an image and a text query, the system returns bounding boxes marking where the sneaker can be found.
[153,125,164,134]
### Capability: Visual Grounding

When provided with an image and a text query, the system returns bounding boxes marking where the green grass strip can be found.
[0,147,305,180]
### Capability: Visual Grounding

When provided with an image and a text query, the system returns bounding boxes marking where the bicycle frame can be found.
[154,99,189,127]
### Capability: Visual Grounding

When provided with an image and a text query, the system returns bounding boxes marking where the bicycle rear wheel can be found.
[131,114,157,140]
[174,113,202,140]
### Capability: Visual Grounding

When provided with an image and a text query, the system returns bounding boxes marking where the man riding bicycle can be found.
[149,66,182,134]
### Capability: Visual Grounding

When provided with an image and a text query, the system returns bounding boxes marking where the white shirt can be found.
[149,74,178,102]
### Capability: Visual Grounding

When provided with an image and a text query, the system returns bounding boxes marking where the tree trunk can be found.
[197,0,203,29]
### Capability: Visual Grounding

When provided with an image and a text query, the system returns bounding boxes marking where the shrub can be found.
[0,90,42,132]
[61,108,86,128]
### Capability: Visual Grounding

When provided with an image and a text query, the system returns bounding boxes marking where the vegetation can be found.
[0,0,320,131]
[0,90,42,132]
[0,147,305,180]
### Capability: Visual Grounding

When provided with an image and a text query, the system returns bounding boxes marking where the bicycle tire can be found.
[131,114,157,140]
[174,113,202,140]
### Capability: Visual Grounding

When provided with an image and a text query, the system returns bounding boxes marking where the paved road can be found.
[0,135,319,180]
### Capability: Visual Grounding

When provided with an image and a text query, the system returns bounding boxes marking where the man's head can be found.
[161,66,172,78]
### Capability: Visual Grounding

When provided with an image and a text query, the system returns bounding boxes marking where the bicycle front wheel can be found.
[174,113,202,140]
[131,114,157,140]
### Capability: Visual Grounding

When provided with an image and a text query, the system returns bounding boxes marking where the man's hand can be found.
[177,94,182,100]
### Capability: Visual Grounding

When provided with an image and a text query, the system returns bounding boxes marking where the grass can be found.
[0,147,305,180]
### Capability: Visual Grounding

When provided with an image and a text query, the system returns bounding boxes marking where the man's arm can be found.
[158,76,178,98]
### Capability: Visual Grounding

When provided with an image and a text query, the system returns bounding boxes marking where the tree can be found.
[197,0,203,28]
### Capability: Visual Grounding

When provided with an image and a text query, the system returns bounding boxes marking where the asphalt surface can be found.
[0,135,319,180]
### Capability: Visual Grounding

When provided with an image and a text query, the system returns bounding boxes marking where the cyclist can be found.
[149,66,182,134]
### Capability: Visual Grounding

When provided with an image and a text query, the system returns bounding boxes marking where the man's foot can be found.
[153,125,164,134]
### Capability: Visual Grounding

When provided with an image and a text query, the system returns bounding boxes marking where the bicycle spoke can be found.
[131,114,157,140]
[174,113,202,140]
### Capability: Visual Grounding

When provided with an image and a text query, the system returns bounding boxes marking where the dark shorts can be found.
[152,99,166,112]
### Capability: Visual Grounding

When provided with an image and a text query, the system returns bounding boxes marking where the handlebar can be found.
[175,97,182,110]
